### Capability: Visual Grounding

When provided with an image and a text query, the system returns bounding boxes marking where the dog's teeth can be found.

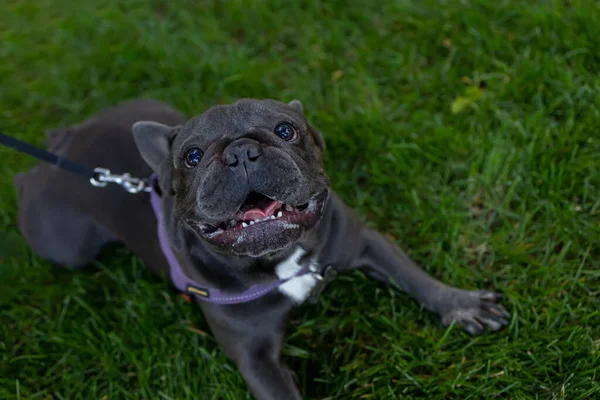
[230,220,236,227]
[242,222,248,228]
[249,221,255,225]
[215,229,224,234]
[277,211,282,218]
[285,204,293,211]
[270,215,275,220]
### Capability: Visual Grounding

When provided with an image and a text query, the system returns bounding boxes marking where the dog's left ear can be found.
[288,99,304,113]
[288,99,326,152]
[132,121,178,173]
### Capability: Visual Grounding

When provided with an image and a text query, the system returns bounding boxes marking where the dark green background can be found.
[1,0,599,399]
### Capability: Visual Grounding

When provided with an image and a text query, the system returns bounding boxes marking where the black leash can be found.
[0,131,152,193]
[0,131,95,178]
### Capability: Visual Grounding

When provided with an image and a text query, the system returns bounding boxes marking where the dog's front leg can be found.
[199,299,302,400]
[353,227,510,335]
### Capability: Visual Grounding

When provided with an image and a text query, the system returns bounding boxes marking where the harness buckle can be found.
[307,265,337,304]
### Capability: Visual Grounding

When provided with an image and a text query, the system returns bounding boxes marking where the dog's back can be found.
[14,99,186,271]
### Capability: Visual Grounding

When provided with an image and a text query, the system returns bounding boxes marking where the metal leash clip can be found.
[90,168,153,194]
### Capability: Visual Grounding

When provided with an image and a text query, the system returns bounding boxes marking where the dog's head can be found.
[133,99,330,257]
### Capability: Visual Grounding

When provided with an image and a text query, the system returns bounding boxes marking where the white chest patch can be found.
[275,247,320,304]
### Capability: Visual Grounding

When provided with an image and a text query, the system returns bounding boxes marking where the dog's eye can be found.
[183,147,203,168]
[274,123,297,141]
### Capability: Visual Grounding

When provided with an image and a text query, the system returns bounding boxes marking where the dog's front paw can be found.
[439,290,510,335]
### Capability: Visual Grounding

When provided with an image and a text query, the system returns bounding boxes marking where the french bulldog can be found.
[14,98,509,399]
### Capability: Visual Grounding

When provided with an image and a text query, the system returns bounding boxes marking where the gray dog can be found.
[14,98,509,399]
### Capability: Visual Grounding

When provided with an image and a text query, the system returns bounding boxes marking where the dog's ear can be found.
[132,121,178,173]
[288,99,326,152]
[288,99,304,113]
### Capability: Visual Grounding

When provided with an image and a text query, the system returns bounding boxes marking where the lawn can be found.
[1,0,599,398]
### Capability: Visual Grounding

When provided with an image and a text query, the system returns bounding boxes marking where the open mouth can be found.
[198,191,313,237]
[189,190,328,252]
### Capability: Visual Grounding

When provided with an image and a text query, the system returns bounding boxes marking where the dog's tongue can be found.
[241,200,281,221]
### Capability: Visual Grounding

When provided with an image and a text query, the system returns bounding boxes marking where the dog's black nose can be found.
[224,140,262,168]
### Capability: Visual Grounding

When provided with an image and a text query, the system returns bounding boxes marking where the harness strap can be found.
[149,183,314,305]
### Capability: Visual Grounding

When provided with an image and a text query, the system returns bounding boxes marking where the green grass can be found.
[1,0,599,398]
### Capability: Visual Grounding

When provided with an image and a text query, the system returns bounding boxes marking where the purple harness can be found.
[150,186,313,305]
